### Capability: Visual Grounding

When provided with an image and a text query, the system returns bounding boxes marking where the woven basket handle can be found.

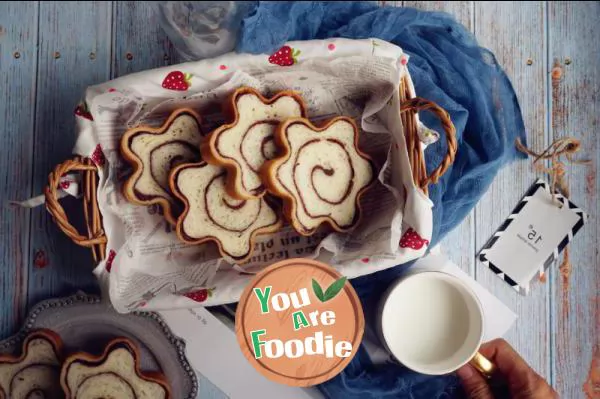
[44,157,107,260]
[400,97,458,189]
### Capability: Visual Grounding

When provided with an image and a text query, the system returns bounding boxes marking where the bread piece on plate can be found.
[0,329,64,399]
[121,109,203,225]
[170,161,282,263]
[201,87,307,199]
[61,337,170,399]
[262,116,375,236]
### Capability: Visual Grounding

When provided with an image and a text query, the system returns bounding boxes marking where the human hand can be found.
[457,338,558,399]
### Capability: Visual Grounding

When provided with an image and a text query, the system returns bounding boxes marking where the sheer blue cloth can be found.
[235,2,527,397]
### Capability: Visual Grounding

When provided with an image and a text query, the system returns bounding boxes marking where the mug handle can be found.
[470,352,495,378]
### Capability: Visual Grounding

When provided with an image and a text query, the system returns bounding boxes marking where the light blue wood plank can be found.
[113,1,180,78]
[548,2,600,397]
[0,2,38,339]
[473,0,552,382]
[27,1,113,308]
[403,1,476,276]
[404,1,473,30]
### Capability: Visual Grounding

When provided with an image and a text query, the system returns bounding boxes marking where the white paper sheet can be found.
[159,308,322,399]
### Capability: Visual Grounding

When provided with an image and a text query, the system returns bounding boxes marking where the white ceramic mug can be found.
[378,271,494,376]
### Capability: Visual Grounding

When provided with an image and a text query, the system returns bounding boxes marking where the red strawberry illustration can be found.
[399,228,429,250]
[60,180,72,189]
[74,102,93,121]
[33,249,49,269]
[90,144,105,166]
[183,288,214,303]
[162,71,192,91]
[268,46,300,66]
[105,250,116,272]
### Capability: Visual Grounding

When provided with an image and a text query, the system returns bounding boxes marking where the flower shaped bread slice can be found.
[121,109,203,225]
[61,338,170,399]
[170,161,282,264]
[201,87,307,200]
[262,117,375,236]
[0,329,64,399]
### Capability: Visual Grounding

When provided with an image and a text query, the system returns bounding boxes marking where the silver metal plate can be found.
[0,294,197,398]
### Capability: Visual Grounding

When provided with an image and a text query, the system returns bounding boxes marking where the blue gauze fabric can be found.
[236,2,527,398]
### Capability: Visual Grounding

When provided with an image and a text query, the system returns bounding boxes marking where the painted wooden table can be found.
[0,2,598,397]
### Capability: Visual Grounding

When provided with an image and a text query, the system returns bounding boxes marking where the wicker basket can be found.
[44,76,457,263]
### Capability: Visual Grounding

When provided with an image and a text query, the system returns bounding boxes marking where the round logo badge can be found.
[235,259,364,387]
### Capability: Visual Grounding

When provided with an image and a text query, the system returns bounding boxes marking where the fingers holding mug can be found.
[462,339,559,399]
[457,362,495,399]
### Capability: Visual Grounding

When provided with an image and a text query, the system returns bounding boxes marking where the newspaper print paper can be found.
[73,38,436,312]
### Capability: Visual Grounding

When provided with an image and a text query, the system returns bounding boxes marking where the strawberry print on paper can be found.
[105,250,116,272]
[399,228,429,250]
[183,288,214,303]
[268,45,300,66]
[90,144,105,166]
[162,71,192,91]
[60,179,72,189]
[74,102,93,121]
